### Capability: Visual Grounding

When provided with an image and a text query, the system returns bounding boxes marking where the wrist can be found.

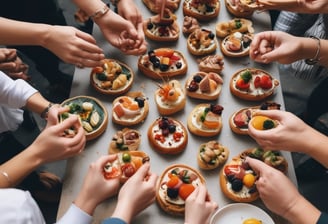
[74,191,98,215]
[112,201,133,223]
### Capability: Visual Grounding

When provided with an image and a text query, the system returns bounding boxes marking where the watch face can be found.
[305,58,318,65]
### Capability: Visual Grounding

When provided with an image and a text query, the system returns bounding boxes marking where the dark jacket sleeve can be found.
[317,212,328,224]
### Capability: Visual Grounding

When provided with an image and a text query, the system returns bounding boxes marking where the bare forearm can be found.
[299,37,328,67]
[72,0,107,16]
[25,92,51,116]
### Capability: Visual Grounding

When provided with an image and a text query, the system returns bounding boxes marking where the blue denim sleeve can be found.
[317,212,328,224]
[101,217,127,224]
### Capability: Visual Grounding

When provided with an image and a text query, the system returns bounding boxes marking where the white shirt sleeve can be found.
[56,204,93,224]
[0,188,46,224]
[0,71,38,109]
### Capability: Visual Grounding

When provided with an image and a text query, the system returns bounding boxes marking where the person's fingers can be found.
[134,162,151,180]
[251,109,284,120]
[196,184,207,202]
[245,157,265,175]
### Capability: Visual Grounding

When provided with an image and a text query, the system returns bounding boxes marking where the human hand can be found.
[95,10,146,55]
[29,105,86,163]
[111,162,158,223]
[42,25,105,68]
[248,110,311,152]
[184,184,218,224]
[117,0,147,54]
[249,31,303,64]
[257,0,328,14]
[0,48,30,80]
[74,155,121,215]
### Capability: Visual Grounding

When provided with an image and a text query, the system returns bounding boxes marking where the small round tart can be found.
[220,31,253,57]
[216,18,254,38]
[183,16,200,36]
[142,0,181,13]
[187,29,218,56]
[239,0,260,9]
[60,95,108,141]
[147,117,188,154]
[108,128,141,154]
[156,164,205,216]
[112,92,149,126]
[90,59,133,95]
[187,103,224,137]
[229,101,281,135]
[230,68,280,101]
[183,0,220,21]
[138,48,188,79]
[198,140,229,170]
[155,79,186,115]
[197,54,224,73]
[185,71,223,100]
[143,9,180,42]
[220,147,288,202]
[103,150,150,183]
[224,0,254,17]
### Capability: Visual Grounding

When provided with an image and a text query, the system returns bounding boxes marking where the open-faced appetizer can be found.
[197,54,224,73]
[220,31,253,57]
[148,117,188,154]
[112,92,149,126]
[60,95,108,141]
[182,16,200,36]
[103,150,150,183]
[183,0,220,21]
[229,101,281,135]
[187,103,224,137]
[216,18,254,38]
[143,8,180,42]
[156,164,205,215]
[220,147,288,202]
[155,79,186,115]
[108,128,141,154]
[224,0,254,17]
[230,68,280,101]
[90,59,133,95]
[198,140,229,170]
[138,48,188,79]
[187,28,217,56]
[185,71,223,100]
[143,0,181,13]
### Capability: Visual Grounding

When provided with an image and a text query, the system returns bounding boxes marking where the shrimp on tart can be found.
[156,164,206,215]
[187,103,224,137]
[108,128,141,154]
[229,101,281,135]
[198,140,229,170]
[112,92,149,126]
[155,79,186,115]
[220,147,288,202]
[138,48,188,79]
[230,68,280,101]
[148,117,188,154]
[183,0,220,21]
[185,71,223,100]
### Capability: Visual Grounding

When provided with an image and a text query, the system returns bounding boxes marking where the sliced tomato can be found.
[254,76,261,89]
[166,175,181,188]
[260,75,273,89]
[179,184,195,200]
[224,164,245,180]
[121,163,136,178]
[236,78,250,90]
[103,167,120,179]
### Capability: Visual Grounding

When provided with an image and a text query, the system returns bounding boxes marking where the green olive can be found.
[122,152,131,162]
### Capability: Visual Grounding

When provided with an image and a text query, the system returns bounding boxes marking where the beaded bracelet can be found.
[305,36,321,65]
[40,102,54,119]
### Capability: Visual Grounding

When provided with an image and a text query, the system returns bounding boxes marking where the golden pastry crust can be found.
[90,59,134,95]
[216,18,254,38]
[183,0,220,21]
[187,29,217,56]
[182,16,200,36]
[156,164,205,216]
[197,140,229,170]
[220,32,253,57]
[112,92,149,126]
[197,54,224,73]
[187,103,223,137]
[220,148,288,202]
[230,68,280,101]
[138,48,188,79]
[142,0,181,13]
[103,151,150,183]
[143,9,180,42]
[185,71,223,100]
[147,117,188,154]
[108,128,141,154]
[155,80,186,115]
[224,0,254,17]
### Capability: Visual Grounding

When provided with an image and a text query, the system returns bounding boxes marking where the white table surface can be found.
[57,1,297,223]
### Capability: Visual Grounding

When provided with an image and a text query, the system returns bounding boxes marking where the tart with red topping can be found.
[148,117,188,154]
[230,68,279,101]
[138,48,188,79]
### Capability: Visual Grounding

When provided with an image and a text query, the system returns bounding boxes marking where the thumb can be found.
[252,109,284,121]
[245,157,268,175]
[134,162,151,180]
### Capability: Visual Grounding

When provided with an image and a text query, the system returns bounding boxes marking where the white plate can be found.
[210,203,274,224]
